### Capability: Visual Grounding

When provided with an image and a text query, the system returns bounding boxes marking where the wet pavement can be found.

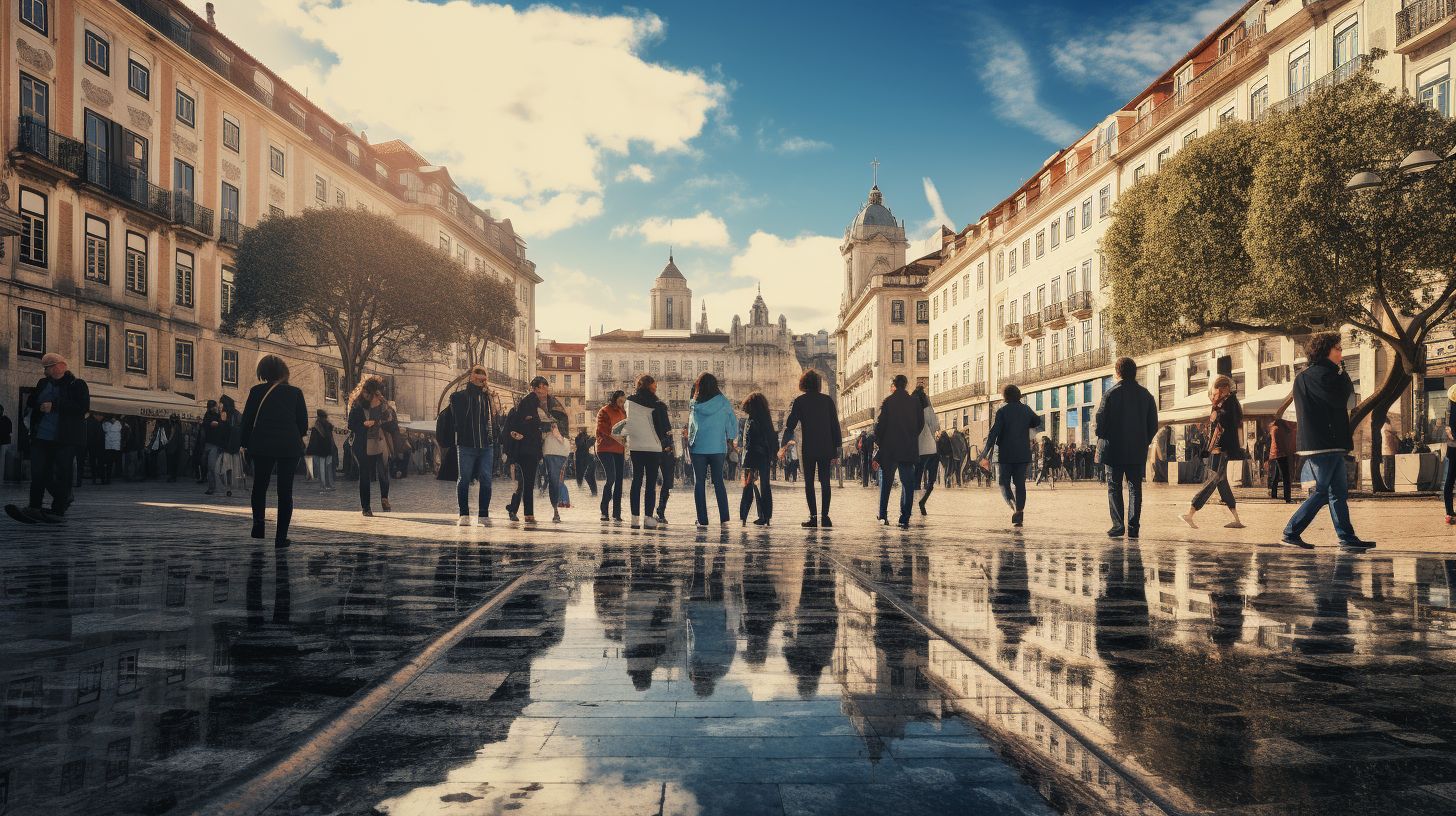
[4,477,1456,814]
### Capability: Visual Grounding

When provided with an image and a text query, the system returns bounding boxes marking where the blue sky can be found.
[192,0,1243,340]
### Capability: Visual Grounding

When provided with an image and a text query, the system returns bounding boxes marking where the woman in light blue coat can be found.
[687,373,739,527]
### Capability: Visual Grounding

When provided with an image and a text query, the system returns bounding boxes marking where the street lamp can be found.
[1345,147,1452,190]
[1344,170,1383,191]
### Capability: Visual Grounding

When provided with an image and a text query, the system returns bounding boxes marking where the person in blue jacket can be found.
[687,372,739,527]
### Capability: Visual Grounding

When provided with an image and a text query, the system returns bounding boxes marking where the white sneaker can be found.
[630,516,641,529]
[644,516,658,529]
[458,515,473,526]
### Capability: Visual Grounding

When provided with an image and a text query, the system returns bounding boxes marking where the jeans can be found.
[457,445,494,516]
[915,454,939,505]
[576,451,597,494]
[1268,455,1292,502]
[544,454,569,509]
[877,460,918,523]
[251,455,297,542]
[358,452,390,510]
[311,455,335,489]
[1191,453,1236,510]
[999,462,1029,512]
[507,456,540,517]
[1445,450,1456,517]
[629,451,659,519]
[740,468,773,522]
[599,452,624,518]
[691,452,729,524]
[861,453,874,487]
[28,440,75,515]
[656,453,674,517]
[1107,464,1143,534]
[802,456,833,518]
[1284,452,1358,543]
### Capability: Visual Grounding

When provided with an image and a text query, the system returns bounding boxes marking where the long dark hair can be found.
[741,392,771,427]
[693,372,721,402]
[913,385,931,410]
[606,389,625,409]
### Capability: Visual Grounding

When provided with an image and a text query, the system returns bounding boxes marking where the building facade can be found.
[536,339,587,433]
[2,0,537,437]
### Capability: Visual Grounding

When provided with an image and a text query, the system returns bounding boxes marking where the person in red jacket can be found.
[1267,416,1297,504]
[595,390,627,522]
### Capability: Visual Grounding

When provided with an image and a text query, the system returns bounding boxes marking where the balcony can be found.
[1067,290,1094,320]
[842,407,875,428]
[842,362,874,391]
[1000,347,1112,388]
[1397,0,1456,53]
[1024,313,1044,338]
[1267,55,1370,119]
[1043,302,1067,330]
[171,196,214,238]
[219,219,250,246]
[15,117,84,177]
[935,381,987,405]
[82,162,173,221]
[1002,323,1023,346]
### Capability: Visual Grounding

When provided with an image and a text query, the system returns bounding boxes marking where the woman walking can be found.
[306,410,336,491]
[216,396,243,497]
[596,391,627,522]
[542,406,571,522]
[347,375,395,516]
[739,392,777,526]
[613,374,671,529]
[688,373,739,528]
[781,369,841,528]
[1034,436,1058,487]
[504,377,552,524]
[1181,375,1246,529]
[913,386,941,515]
[241,355,308,547]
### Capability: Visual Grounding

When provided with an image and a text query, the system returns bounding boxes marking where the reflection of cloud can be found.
[973,18,1083,144]
[611,211,732,250]
[1052,0,1246,95]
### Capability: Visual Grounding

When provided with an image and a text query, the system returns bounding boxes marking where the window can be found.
[1174,65,1191,97]
[222,350,239,386]
[105,738,130,783]
[1288,43,1311,95]
[19,187,47,267]
[20,72,48,127]
[128,59,150,98]
[439,232,451,253]
[84,110,111,186]
[1009,247,1017,274]
[335,189,346,207]
[1250,81,1270,119]
[1333,16,1358,69]
[176,89,195,127]
[84,321,109,367]
[1156,148,1171,169]
[85,215,110,284]
[916,300,929,324]
[175,249,194,308]
[270,146,286,176]
[1037,229,1046,257]
[890,300,905,323]
[18,307,46,356]
[1133,164,1146,184]
[174,159,195,201]
[951,283,958,306]
[316,125,333,146]
[314,176,327,204]
[1065,208,1076,238]
[996,252,1004,281]
[220,183,239,231]
[125,232,147,295]
[932,295,940,319]
[1183,130,1198,146]
[85,30,110,74]
[916,339,929,363]
[1420,63,1450,118]
[221,265,235,317]
[1081,198,1092,230]
[174,339,194,380]
[1022,239,1031,262]
[1098,186,1111,218]
[1219,104,1236,124]
[20,0,46,34]
[891,339,905,364]
[223,116,241,152]
[125,330,147,373]
[324,367,340,402]
[977,263,985,289]
[977,310,984,339]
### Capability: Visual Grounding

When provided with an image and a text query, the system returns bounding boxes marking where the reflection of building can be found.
[536,340,588,432]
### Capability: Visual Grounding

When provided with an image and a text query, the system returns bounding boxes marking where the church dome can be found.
[852,185,898,229]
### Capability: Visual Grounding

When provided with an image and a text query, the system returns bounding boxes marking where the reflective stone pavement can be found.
[4,478,1456,814]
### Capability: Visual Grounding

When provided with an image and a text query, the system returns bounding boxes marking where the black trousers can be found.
[803,456,833,518]
[740,469,773,522]
[861,452,874,487]
[251,455,298,541]
[629,450,659,518]
[575,451,597,493]
[657,453,675,517]
[1107,464,1143,534]
[1268,455,1293,502]
[508,456,541,517]
[29,440,76,515]
[358,453,390,510]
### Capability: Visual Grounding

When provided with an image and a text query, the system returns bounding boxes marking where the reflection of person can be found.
[687,544,736,698]
[782,550,838,699]
[1096,356,1158,539]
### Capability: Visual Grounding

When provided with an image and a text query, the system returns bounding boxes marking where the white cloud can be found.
[706,231,845,333]
[186,1,726,238]
[611,211,732,250]
[915,176,954,236]
[534,263,640,342]
[974,21,1083,145]
[615,164,656,184]
[755,121,833,155]
[1052,0,1246,95]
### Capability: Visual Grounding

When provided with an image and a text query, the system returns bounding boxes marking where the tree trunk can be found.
[436,371,469,417]
[1350,345,1415,493]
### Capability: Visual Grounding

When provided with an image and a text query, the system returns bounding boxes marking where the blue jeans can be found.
[1284,452,1357,543]
[544,454,569,508]
[457,445,494,516]
[877,460,918,523]
[692,452,729,524]
[599,452,624,518]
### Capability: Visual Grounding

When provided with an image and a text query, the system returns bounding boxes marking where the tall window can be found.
[1288,43,1311,95]
[84,215,109,283]
[128,59,150,98]
[222,350,239,386]
[270,146,286,177]
[84,321,109,367]
[1250,82,1270,119]
[125,232,148,295]
[977,262,985,289]
[315,176,328,204]
[221,266,236,316]
[891,339,905,364]
[1420,63,1451,118]
[176,90,196,127]
[19,188,47,267]
[1009,248,1017,274]
[1157,148,1171,169]
[1022,239,1031,262]
[174,159,195,202]
[223,116,241,152]
[85,31,110,74]
[220,182,240,226]
[977,310,984,338]
[1333,16,1358,69]
[324,367,340,402]
[916,300,929,324]
[174,340,194,380]
[1065,209,1076,238]
[84,110,111,187]
[890,300,905,323]
[665,296,674,328]
[1036,230,1046,257]
[18,307,46,356]
[20,72,48,127]
[1098,186,1111,218]
[1081,198,1092,230]
[175,250,194,308]
[125,330,147,373]
[916,339,929,363]
[20,0,47,34]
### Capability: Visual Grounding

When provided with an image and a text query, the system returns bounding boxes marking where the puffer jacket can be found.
[687,393,739,455]
[596,402,626,454]
[616,389,669,454]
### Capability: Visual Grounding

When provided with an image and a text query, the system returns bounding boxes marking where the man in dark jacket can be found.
[981,383,1043,528]
[449,366,497,524]
[1268,417,1297,503]
[8,353,90,524]
[574,428,597,496]
[1095,357,1159,539]
[858,429,876,488]
[1282,333,1374,550]
[874,374,924,529]
[782,369,841,527]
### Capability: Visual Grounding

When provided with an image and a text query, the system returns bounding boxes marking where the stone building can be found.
[536,339,588,434]
[793,329,837,397]
[587,256,806,429]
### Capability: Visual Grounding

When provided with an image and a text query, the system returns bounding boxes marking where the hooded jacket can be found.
[687,393,739,455]
[617,389,670,454]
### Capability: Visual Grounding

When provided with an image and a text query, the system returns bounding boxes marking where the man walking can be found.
[949,428,968,488]
[574,427,597,496]
[1281,333,1375,551]
[980,384,1042,528]
[874,374,923,529]
[450,365,498,525]
[859,429,876,488]
[7,353,90,524]
[1268,415,1297,503]
[1095,357,1159,539]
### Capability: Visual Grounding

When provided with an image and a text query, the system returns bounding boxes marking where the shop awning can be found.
[1157,396,1289,425]
[87,384,204,420]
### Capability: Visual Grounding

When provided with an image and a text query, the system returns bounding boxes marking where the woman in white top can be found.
[541,406,572,522]
[912,386,941,515]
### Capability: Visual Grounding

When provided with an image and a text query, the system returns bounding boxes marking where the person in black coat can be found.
[1281,332,1373,550]
[781,370,841,528]
[739,392,778,525]
[980,383,1043,528]
[347,375,394,516]
[504,377,550,523]
[1095,357,1159,539]
[1181,375,1244,530]
[858,429,876,488]
[874,374,924,529]
[9,353,89,523]
[240,355,308,546]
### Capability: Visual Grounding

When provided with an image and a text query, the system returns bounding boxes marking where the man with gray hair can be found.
[6,353,90,524]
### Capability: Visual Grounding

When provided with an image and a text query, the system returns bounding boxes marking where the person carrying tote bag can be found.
[1181,375,1245,530]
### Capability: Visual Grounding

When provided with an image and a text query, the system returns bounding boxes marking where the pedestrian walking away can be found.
[347,375,396,516]
[99,414,121,484]
[1282,333,1375,550]
[306,409,336,492]
[781,369,841,528]
[981,384,1042,528]
[596,391,628,522]
[688,373,739,528]
[574,427,598,496]
[739,392,777,526]
[912,386,941,516]
[1268,415,1297,504]
[241,355,309,547]
[1181,375,1245,530]
[1095,356,1159,539]
[613,374,672,529]
[504,377,553,524]
[858,429,877,488]
[875,374,923,529]
[450,365,498,525]
[7,353,89,525]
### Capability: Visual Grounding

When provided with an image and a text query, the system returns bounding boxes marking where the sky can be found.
[186,0,1244,341]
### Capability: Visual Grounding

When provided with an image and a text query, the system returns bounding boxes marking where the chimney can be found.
[206,3,216,26]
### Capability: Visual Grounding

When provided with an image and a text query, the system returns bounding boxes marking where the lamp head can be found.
[1344,170,1383,192]
[1398,149,1443,174]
